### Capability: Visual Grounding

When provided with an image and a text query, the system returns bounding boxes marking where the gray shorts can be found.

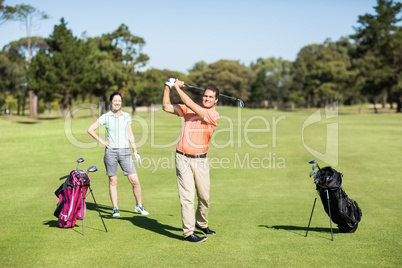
[104,148,136,176]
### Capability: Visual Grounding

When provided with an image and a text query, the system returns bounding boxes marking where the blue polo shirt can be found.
[98,111,132,149]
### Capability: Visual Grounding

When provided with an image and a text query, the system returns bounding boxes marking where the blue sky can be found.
[0,0,378,74]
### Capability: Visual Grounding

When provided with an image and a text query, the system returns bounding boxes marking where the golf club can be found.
[76,157,84,170]
[87,166,98,173]
[312,165,317,171]
[183,84,245,108]
[309,171,317,178]
[308,159,320,170]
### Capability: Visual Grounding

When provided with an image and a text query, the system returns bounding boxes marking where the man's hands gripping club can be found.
[163,78,205,118]
[165,78,177,89]
[165,78,185,89]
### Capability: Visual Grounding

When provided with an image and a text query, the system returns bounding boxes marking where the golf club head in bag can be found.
[308,159,320,170]
[76,157,84,170]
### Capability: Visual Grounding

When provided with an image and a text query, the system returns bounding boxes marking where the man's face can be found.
[202,89,218,108]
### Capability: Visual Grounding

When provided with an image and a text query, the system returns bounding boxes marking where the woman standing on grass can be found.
[87,92,149,217]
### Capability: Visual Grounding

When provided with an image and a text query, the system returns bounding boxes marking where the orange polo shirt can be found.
[176,104,219,155]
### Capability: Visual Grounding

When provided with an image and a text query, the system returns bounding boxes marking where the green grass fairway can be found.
[0,107,401,267]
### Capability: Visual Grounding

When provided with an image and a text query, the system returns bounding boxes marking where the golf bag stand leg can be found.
[305,191,318,237]
[89,186,108,232]
[81,189,85,236]
[326,190,334,241]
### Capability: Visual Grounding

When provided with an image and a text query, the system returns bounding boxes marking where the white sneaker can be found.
[112,208,120,217]
[135,205,149,216]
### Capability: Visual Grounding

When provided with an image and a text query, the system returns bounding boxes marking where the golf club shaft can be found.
[183,84,244,104]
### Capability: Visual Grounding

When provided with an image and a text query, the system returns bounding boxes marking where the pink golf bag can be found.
[54,170,90,228]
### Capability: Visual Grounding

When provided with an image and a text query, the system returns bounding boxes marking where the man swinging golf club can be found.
[163,78,220,243]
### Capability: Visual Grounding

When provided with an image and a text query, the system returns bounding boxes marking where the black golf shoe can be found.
[183,233,207,243]
[196,225,216,235]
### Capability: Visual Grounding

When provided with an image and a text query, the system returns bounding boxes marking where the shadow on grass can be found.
[122,216,182,241]
[259,225,340,239]
[16,120,39,124]
[43,220,60,228]
[38,116,63,120]
[85,202,182,241]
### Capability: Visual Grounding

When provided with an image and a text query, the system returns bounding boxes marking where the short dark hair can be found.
[204,85,219,99]
[109,92,122,102]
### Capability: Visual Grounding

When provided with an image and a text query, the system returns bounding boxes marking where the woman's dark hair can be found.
[109,92,122,102]
[204,85,220,99]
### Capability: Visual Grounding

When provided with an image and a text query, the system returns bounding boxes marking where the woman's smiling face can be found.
[111,95,122,112]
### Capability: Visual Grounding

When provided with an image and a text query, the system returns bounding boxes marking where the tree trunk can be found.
[99,93,107,115]
[307,94,311,109]
[22,90,27,116]
[17,96,22,115]
[29,90,38,118]
[89,93,95,118]
[382,95,387,109]
[47,102,52,115]
[69,98,74,118]
[396,93,402,113]
[129,89,137,117]
[61,92,69,117]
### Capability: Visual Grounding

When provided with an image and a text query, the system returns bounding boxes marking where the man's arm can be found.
[174,80,205,118]
[162,85,179,115]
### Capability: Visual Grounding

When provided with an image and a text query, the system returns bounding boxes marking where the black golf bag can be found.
[314,166,362,233]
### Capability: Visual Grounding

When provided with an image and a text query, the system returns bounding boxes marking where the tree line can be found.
[0,0,401,117]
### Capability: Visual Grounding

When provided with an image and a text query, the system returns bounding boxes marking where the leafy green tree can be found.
[5,95,17,115]
[188,61,208,73]
[0,48,25,115]
[188,60,254,106]
[0,0,16,26]
[350,0,402,112]
[292,44,324,108]
[134,69,187,107]
[83,34,126,115]
[9,3,49,117]
[390,27,402,112]
[0,52,12,113]
[249,57,293,109]
[29,18,82,116]
[292,39,354,108]
[4,37,47,114]
[110,24,149,116]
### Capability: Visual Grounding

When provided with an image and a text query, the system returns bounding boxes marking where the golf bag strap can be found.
[59,174,70,181]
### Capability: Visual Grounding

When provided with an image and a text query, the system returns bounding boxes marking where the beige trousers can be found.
[175,152,210,237]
